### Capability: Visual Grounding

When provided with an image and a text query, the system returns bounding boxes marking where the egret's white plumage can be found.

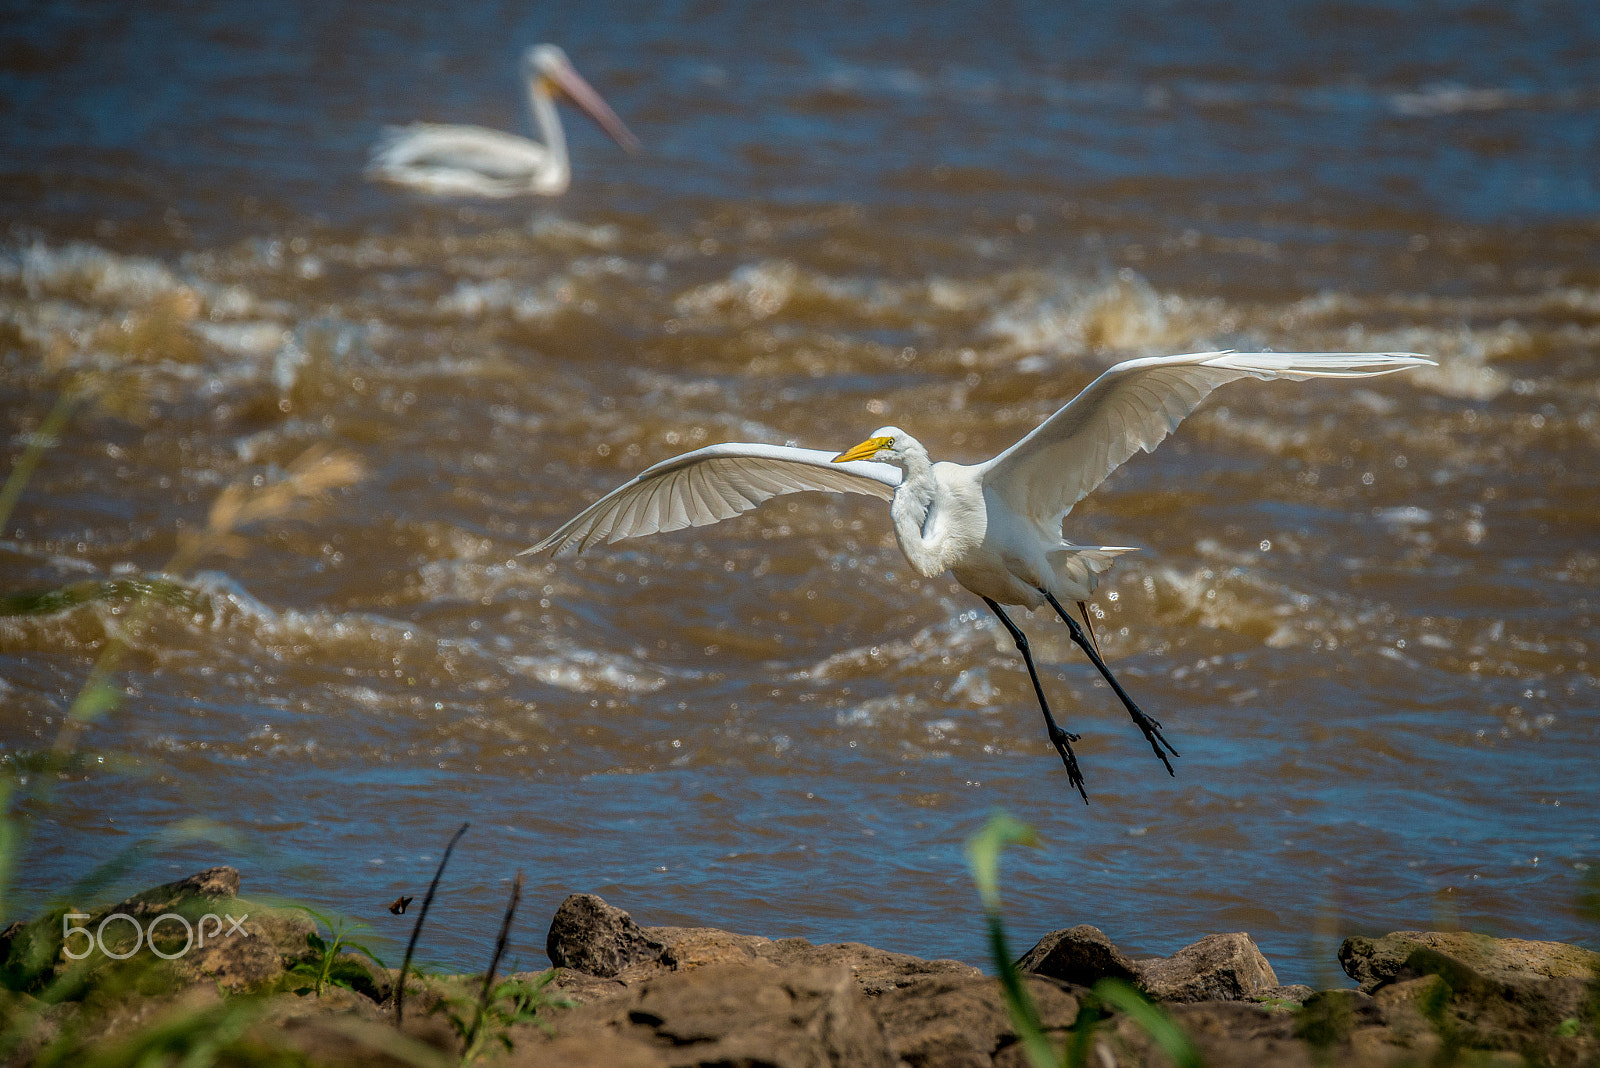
[368,44,639,198]
[526,350,1435,798]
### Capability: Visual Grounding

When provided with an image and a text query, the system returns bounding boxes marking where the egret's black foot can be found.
[981,595,1091,804]
[1040,587,1181,778]
[1048,725,1089,804]
[1131,710,1178,776]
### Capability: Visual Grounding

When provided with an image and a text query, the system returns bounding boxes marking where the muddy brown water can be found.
[1,2,1596,982]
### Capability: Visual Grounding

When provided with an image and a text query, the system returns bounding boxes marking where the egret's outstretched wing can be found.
[980,351,1434,525]
[524,443,902,556]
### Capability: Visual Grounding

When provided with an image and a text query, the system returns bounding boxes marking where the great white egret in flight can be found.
[525,351,1433,801]
[368,44,640,198]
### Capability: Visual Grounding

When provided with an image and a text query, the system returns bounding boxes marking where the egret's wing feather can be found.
[980,351,1433,524]
[524,443,902,556]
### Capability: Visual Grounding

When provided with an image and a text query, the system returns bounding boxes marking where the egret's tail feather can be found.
[1047,544,1138,600]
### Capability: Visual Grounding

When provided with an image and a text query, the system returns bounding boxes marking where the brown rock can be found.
[1253,983,1316,1006]
[646,923,770,970]
[1338,929,1600,1058]
[167,906,317,992]
[112,866,243,914]
[546,894,667,978]
[546,966,631,1005]
[258,988,454,1068]
[531,1031,666,1068]
[1341,931,1600,1061]
[560,908,982,995]
[1014,924,1141,988]
[755,937,982,995]
[875,973,1078,1068]
[1294,989,1386,1047]
[0,865,311,996]
[1339,930,1600,994]
[1133,932,1280,1003]
[1146,1001,1311,1068]
[522,961,893,1067]
[1371,974,1450,1038]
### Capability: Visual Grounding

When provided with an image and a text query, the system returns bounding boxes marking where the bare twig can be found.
[0,389,80,537]
[394,822,469,1027]
[466,871,524,1053]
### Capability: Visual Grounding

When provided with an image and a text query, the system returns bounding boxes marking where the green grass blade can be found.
[1092,979,1204,1068]
[965,810,1040,912]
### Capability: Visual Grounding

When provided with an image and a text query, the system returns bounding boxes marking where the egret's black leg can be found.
[981,596,1089,803]
[1041,589,1180,775]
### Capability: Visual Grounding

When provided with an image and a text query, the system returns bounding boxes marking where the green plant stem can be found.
[395,822,469,1028]
[52,528,209,759]
[466,872,523,1057]
[986,912,1060,1068]
[317,922,344,996]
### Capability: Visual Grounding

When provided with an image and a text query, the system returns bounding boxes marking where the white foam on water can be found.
[503,649,668,693]
[435,277,565,322]
[979,268,1229,357]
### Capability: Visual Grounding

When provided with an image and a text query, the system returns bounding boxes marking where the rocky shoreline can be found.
[1,867,1595,1066]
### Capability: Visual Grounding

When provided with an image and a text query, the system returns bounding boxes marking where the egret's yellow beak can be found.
[832,436,892,463]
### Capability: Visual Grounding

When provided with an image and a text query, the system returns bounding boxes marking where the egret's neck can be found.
[889,442,944,578]
[527,79,570,189]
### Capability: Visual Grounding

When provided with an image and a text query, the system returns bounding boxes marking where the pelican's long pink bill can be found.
[553,62,641,153]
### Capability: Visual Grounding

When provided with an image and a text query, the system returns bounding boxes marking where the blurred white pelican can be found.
[368,44,639,198]
[525,351,1434,800]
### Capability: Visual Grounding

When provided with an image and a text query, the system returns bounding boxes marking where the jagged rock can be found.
[1294,989,1386,1046]
[550,901,982,995]
[1014,924,1141,988]
[755,938,982,995]
[1370,974,1450,1041]
[0,869,241,991]
[0,865,313,995]
[529,1031,670,1068]
[874,972,1079,1068]
[116,866,243,909]
[546,894,667,978]
[1252,983,1316,1006]
[523,962,893,1067]
[1017,927,1279,1004]
[1133,932,1280,1003]
[1341,931,1600,1061]
[546,967,631,1005]
[647,923,770,970]
[11,870,1599,1068]
[1144,1001,1311,1068]
[168,907,318,992]
[1339,930,1600,994]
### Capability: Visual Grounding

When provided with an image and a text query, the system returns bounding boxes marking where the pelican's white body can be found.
[368,45,636,198]
[370,116,568,198]
[527,351,1434,612]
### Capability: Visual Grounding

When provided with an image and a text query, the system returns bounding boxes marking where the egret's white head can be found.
[832,426,912,464]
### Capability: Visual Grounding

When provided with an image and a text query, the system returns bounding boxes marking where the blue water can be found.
[1,0,1597,986]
